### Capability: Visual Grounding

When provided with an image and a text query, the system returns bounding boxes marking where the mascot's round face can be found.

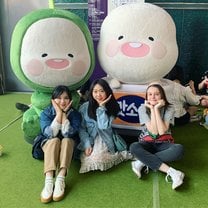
[21,18,90,87]
[11,9,94,92]
[98,3,178,84]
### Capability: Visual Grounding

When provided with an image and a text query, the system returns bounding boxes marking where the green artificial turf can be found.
[0,93,208,208]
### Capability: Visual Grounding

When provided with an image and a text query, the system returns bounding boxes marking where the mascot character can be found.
[10,9,95,144]
[97,3,178,88]
[97,2,208,128]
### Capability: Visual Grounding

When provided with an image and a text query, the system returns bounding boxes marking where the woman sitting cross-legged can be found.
[130,83,185,190]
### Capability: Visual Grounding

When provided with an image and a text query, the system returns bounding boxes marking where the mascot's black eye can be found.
[118,36,124,40]
[148,37,154,41]
[68,54,74,58]
[41,53,48,57]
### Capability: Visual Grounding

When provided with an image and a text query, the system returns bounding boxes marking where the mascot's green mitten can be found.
[10,9,95,144]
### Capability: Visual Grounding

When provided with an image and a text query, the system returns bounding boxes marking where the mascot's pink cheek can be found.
[26,59,44,76]
[151,42,167,59]
[105,40,120,57]
[72,60,87,76]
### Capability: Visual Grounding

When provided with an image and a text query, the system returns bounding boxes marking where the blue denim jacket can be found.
[40,104,81,141]
[78,102,116,153]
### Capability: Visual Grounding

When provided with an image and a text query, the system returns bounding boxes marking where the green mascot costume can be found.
[10,9,95,144]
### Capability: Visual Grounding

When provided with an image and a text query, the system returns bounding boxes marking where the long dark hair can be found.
[88,79,120,120]
[145,84,170,115]
[51,85,72,100]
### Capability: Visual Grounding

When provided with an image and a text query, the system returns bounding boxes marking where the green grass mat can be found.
[0,93,208,208]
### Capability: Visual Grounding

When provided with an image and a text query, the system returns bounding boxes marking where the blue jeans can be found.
[130,141,184,171]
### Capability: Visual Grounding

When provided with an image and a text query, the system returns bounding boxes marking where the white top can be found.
[157,79,200,118]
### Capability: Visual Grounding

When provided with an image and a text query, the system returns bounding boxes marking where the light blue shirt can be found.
[78,102,116,153]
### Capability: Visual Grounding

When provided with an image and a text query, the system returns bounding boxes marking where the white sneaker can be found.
[131,160,147,178]
[166,167,185,190]
[40,179,54,203]
[53,176,65,201]
[190,114,202,122]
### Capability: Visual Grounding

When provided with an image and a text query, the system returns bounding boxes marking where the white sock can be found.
[45,176,53,185]
[45,175,53,180]
[56,175,65,182]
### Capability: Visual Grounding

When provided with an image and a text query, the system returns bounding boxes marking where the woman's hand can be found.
[144,100,153,109]
[51,99,62,114]
[63,100,73,113]
[155,99,165,109]
[51,99,63,124]
[61,100,73,124]
[99,94,112,107]
[85,147,93,156]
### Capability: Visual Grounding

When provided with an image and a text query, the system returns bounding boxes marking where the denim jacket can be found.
[40,104,81,142]
[78,102,116,153]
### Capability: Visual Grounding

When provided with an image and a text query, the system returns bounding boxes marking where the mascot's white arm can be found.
[102,75,121,89]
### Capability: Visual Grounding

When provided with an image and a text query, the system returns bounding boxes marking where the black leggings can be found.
[174,112,190,126]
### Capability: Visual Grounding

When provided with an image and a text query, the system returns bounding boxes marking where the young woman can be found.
[130,84,185,190]
[78,78,130,173]
[40,85,81,203]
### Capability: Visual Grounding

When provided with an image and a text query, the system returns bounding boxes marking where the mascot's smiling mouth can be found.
[121,42,150,58]
[45,58,70,69]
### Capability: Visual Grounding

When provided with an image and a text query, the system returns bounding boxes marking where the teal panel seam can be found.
[54,3,88,9]
[153,2,208,9]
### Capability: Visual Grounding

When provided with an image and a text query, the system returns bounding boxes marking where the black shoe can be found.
[15,103,30,112]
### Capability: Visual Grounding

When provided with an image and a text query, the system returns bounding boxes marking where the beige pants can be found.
[42,138,74,175]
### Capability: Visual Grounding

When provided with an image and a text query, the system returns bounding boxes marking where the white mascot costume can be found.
[97,3,204,129]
